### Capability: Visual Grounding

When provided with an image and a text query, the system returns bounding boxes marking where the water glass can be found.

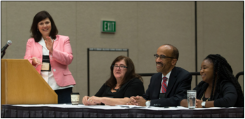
[187,90,196,109]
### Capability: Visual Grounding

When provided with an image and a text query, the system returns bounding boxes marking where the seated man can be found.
[129,44,192,107]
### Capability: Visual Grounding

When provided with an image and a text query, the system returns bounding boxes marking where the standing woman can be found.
[24,11,76,104]
[180,54,243,107]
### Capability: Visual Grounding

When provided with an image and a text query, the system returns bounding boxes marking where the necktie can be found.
[161,77,167,93]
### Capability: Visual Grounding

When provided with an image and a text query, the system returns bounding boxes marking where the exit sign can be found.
[101,20,116,33]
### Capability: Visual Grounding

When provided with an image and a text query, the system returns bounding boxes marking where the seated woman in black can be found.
[82,55,145,106]
[181,54,243,108]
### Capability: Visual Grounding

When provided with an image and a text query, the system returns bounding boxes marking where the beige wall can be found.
[1,1,243,104]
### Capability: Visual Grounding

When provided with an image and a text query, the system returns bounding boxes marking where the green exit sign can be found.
[101,20,116,33]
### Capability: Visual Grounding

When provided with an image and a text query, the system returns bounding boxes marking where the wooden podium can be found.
[1,59,58,104]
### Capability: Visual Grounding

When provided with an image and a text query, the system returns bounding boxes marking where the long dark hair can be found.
[105,55,143,89]
[205,54,243,107]
[30,11,58,42]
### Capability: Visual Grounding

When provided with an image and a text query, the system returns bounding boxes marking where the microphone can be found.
[1,40,12,53]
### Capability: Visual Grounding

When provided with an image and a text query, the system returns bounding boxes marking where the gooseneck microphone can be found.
[1,40,12,53]
[1,40,12,58]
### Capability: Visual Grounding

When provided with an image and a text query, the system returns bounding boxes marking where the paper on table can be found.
[116,105,146,109]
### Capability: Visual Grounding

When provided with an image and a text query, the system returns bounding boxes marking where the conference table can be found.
[1,104,243,118]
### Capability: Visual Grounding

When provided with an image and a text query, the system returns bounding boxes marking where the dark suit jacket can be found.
[143,67,192,107]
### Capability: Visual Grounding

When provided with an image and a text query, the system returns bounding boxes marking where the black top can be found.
[193,80,238,107]
[95,78,145,98]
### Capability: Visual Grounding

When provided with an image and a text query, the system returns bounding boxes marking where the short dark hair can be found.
[205,54,243,107]
[30,11,58,42]
[105,55,143,89]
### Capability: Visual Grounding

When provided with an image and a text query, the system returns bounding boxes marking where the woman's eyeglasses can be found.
[112,65,127,69]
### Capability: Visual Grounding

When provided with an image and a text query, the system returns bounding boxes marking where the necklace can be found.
[113,87,120,91]
[201,91,210,101]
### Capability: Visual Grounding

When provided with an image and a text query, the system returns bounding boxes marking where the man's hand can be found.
[126,96,147,106]
[134,96,146,106]
[126,96,137,105]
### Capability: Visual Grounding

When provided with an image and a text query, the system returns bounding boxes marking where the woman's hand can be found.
[82,96,92,105]
[126,96,136,105]
[45,36,54,54]
[88,96,102,105]
[196,99,203,108]
[30,57,41,67]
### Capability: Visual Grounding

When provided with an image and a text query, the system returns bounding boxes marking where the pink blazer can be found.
[24,35,76,87]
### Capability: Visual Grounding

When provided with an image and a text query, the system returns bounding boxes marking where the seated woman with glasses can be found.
[180,54,243,108]
[82,55,145,106]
